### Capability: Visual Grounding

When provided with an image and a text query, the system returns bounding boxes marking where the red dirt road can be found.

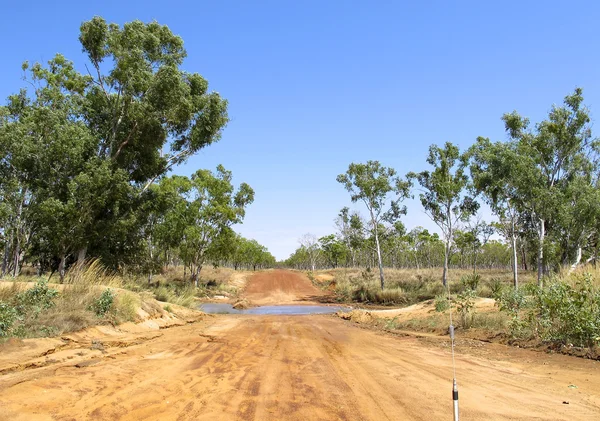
[242,270,327,305]
[1,270,600,420]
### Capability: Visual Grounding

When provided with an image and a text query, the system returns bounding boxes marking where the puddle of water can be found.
[200,303,350,315]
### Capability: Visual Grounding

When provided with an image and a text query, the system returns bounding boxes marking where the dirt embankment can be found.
[1,270,600,420]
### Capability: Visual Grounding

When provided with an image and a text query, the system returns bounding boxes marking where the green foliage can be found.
[434,294,449,312]
[460,273,481,291]
[16,280,59,314]
[528,274,600,347]
[489,278,505,298]
[455,289,477,328]
[0,302,18,336]
[91,289,114,316]
[408,143,478,286]
[337,161,412,289]
[0,16,231,279]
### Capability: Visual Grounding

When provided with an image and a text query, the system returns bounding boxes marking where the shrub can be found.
[489,278,505,298]
[15,280,59,315]
[434,294,449,312]
[460,273,481,291]
[91,289,114,316]
[0,302,18,336]
[528,274,600,347]
[383,316,400,330]
[495,287,527,315]
[456,289,477,329]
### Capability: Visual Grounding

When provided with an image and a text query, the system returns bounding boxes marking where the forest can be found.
[0,17,275,285]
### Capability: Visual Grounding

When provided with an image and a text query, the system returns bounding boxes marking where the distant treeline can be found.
[285,89,599,290]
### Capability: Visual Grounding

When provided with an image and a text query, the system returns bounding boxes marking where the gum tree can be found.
[337,161,411,289]
[179,165,254,286]
[409,143,478,286]
[500,89,593,283]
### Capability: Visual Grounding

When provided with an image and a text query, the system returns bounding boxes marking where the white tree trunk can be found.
[569,246,583,274]
[442,240,450,287]
[511,232,518,289]
[537,219,545,286]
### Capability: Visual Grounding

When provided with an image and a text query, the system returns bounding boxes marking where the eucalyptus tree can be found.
[335,207,364,267]
[469,137,529,287]
[319,234,347,268]
[337,161,411,289]
[179,166,254,286]
[409,143,478,286]
[0,17,229,276]
[501,88,593,283]
[299,233,320,272]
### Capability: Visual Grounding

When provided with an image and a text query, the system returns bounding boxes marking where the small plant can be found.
[495,287,526,315]
[16,280,59,314]
[0,302,18,337]
[489,278,505,298]
[456,289,477,328]
[383,316,400,330]
[434,294,449,312]
[306,271,315,282]
[91,289,115,316]
[460,273,481,292]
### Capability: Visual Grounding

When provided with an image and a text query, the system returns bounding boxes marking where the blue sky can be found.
[2,1,599,260]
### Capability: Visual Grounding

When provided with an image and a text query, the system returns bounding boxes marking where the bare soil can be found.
[242,269,328,305]
[1,270,599,420]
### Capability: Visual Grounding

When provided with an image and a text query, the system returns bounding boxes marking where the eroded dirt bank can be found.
[1,270,600,420]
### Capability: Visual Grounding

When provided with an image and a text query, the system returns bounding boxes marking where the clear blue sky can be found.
[2,1,599,260]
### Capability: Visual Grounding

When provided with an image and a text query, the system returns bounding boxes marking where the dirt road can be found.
[242,270,328,305]
[1,270,600,420]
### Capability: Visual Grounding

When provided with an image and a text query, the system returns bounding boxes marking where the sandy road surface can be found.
[242,270,328,305]
[1,270,600,420]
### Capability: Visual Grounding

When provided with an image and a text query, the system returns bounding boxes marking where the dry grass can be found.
[0,262,153,338]
[325,267,535,306]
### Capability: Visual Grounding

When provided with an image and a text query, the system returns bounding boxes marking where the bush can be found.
[456,289,477,329]
[489,278,505,298]
[434,294,449,312]
[460,273,481,291]
[0,302,18,337]
[15,280,59,314]
[91,289,114,316]
[529,274,600,347]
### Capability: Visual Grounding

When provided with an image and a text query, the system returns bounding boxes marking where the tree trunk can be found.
[569,246,583,274]
[2,235,10,277]
[511,232,518,289]
[537,219,545,286]
[77,246,87,268]
[58,255,66,283]
[193,265,203,288]
[442,240,450,287]
[12,238,20,277]
[373,225,385,290]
